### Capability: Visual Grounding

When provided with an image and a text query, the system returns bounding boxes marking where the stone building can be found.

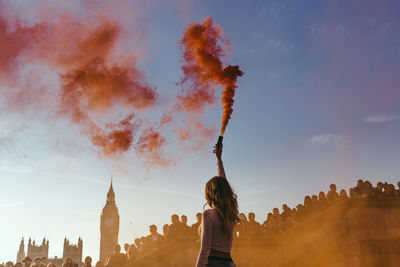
[63,238,83,264]
[27,238,49,259]
[99,181,120,263]
[16,238,25,263]
[16,237,82,266]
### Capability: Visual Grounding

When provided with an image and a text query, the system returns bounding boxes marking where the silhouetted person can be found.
[167,214,182,241]
[84,257,92,267]
[191,212,202,237]
[94,262,104,267]
[281,204,292,221]
[294,204,304,222]
[349,188,355,198]
[180,215,191,236]
[143,224,164,253]
[123,243,129,257]
[134,238,142,255]
[263,212,277,234]
[235,213,248,237]
[196,142,239,267]
[62,258,73,267]
[32,258,42,267]
[384,184,396,198]
[105,244,127,267]
[397,182,400,197]
[162,224,169,238]
[247,212,261,236]
[127,244,136,260]
[303,196,313,217]
[272,208,282,230]
[362,181,375,198]
[22,257,32,267]
[353,179,364,198]
[327,184,339,203]
[318,191,329,211]
[41,257,48,267]
[311,195,319,211]
[339,189,348,200]
[375,182,384,197]
[5,262,13,267]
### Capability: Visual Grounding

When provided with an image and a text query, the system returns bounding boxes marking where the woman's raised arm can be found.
[214,143,226,179]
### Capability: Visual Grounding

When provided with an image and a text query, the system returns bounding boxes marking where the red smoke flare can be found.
[179,16,243,136]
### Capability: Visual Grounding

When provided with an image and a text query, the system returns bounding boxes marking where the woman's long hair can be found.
[205,176,240,240]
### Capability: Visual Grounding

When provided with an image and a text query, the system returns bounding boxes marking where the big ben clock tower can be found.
[100,181,120,263]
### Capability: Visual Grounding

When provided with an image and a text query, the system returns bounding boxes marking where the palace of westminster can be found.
[15,181,119,265]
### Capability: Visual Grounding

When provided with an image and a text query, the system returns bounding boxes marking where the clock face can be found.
[105,218,114,227]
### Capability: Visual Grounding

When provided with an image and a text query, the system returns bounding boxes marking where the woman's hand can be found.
[213,142,223,162]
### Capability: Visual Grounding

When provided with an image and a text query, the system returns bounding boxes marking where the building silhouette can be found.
[99,180,120,263]
[63,238,83,264]
[15,181,118,264]
[16,238,25,263]
[27,238,49,259]
[15,237,81,266]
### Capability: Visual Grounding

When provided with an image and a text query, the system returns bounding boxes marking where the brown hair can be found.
[205,176,239,240]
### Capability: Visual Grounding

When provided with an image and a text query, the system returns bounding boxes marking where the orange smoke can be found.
[0,9,167,161]
[0,17,45,80]
[137,126,170,166]
[179,16,243,136]
[92,113,137,155]
[60,58,157,118]
[220,65,243,135]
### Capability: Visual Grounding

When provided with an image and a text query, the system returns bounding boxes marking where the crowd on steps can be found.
[2,180,399,267]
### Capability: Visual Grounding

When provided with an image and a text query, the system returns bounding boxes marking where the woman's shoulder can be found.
[203,208,218,217]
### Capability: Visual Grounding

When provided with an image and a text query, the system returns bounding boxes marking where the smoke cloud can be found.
[179,16,243,136]
[0,2,241,168]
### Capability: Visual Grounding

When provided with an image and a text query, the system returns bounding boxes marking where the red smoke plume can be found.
[179,16,243,136]
[0,9,168,163]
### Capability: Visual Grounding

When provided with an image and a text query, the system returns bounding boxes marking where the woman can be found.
[196,142,240,267]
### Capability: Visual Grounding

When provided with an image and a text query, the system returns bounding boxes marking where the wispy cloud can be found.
[364,114,398,124]
[0,167,199,199]
[309,134,347,145]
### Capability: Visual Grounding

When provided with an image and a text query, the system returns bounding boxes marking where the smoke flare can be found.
[179,16,243,136]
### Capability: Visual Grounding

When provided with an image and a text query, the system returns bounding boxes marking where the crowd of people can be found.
[2,180,399,266]
[124,179,400,259]
[0,256,100,267]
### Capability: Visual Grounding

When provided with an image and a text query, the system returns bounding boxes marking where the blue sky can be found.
[1,0,400,262]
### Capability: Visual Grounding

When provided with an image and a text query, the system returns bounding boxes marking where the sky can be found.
[1,0,400,262]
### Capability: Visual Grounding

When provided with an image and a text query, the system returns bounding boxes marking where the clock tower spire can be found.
[99,178,119,263]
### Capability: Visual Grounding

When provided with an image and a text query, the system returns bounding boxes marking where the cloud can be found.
[0,166,199,199]
[364,114,398,124]
[309,134,347,145]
